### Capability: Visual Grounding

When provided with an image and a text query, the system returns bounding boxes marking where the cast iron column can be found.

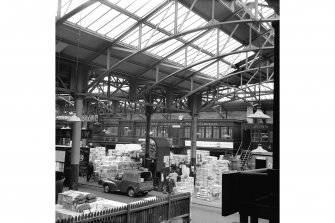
[145,104,153,168]
[69,64,88,190]
[70,96,83,190]
[273,20,279,170]
[188,94,202,181]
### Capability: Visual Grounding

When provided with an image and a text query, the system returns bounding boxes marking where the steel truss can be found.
[56,0,278,114]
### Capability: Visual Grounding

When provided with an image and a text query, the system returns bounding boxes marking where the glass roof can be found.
[59,0,269,81]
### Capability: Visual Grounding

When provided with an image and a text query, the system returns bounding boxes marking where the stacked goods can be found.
[56,204,82,220]
[88,197,126,212]
[170,154,188,165]
[58,190,97,212]
[196,185,222,201]
[186,150,210,163]
[181,165,190,177]
[89,147,106,163]
[174,176,194,194]
[206,156,218,165]
[196,187,210,200]
[56,191,126,220]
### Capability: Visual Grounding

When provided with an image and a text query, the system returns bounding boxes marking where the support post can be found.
[174,0,178,34]
[107,47,111,97]
[69,64,88,190]
[145,100,153,168]
[156,66,159,83]
[273,20,279,170]
[188,94,202,181]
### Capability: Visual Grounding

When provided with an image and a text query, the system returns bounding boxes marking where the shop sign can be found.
[81,115,98,122]
[56,129,92,139]
[172,125,181,128]
[184,140,233,149]
[253,124,269,129]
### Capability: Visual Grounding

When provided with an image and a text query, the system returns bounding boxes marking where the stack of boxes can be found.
[174,176,194,195]
[89,146,141,180]
[194,156,230,201]
[170,154,188,165]
[56,191,126,221]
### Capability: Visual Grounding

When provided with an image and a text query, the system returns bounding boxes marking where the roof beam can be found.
[136,46,273,99]
[85,0,171,63]
[85,18,278,91]
[182,63,273,99]
[56,0,97,26]
[201,80,273,110]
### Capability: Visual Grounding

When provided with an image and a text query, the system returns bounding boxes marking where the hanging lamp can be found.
[67,113,81,122]
[247,36,271,120]
[252,143,268,153]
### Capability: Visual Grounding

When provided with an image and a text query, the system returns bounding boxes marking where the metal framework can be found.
[56,0,278,114]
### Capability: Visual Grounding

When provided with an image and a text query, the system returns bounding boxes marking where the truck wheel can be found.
[103,185,110,193]
[127,188,135,197]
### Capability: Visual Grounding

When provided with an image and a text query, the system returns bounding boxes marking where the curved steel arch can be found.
[181,63,274,99]
[56,0,97,26]
[201,80,273,111]
[86,18,278,91]
[135,46,273,99]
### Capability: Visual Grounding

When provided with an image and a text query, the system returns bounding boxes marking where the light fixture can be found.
[61,126,66,129]
[251,144,268,154]
[248,104,271,119]
[67,113,81,122]
[247,31,271,121]
[178,115,184,121]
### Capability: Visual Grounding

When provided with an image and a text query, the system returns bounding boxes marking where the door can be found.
[112,173,123,191]
[242,129,251,150]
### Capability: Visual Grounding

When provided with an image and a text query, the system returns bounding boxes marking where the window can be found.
[213,126,220,139]
[151,126,157,137]
[135,126,145,136]
[105,126,118,136]
[205,126,212,139]
[198,126,205,138]
[220,126,232,139]
[184,127,190,138]
[123,126,130,136]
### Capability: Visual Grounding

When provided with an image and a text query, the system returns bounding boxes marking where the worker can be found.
[87,161,94,182]
[165,175,176,195]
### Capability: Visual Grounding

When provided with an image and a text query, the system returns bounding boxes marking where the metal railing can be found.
[56,192,191,223]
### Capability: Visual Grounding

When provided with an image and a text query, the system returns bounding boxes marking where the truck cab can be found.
[100,170,154,197]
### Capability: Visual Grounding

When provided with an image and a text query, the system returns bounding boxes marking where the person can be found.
[56,172,65,204]
[165,175,176,195]
[87,161,94,182]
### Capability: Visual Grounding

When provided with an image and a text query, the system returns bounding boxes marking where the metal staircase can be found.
[240,143,252,170]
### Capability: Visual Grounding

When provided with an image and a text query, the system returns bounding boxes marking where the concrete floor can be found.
[61,182,269,223]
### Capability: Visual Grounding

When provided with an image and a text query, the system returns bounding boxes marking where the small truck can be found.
[99,170,154,197]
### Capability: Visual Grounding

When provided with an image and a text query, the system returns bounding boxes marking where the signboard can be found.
[164,155,170,167]
[172,125,181,128]
[56,150,66,162]
[56,129,92,139]
[56,115,98,122]
[81,115,98,122]
[185,140,233,149]
[115,144,142,152]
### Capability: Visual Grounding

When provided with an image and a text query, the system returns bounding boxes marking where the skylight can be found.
[60,0,264,80]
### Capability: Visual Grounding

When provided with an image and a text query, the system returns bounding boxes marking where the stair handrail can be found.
[241,142,252,169]
[235,141,243,158]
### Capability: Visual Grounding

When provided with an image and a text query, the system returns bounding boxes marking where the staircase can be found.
[240,143,252,170]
